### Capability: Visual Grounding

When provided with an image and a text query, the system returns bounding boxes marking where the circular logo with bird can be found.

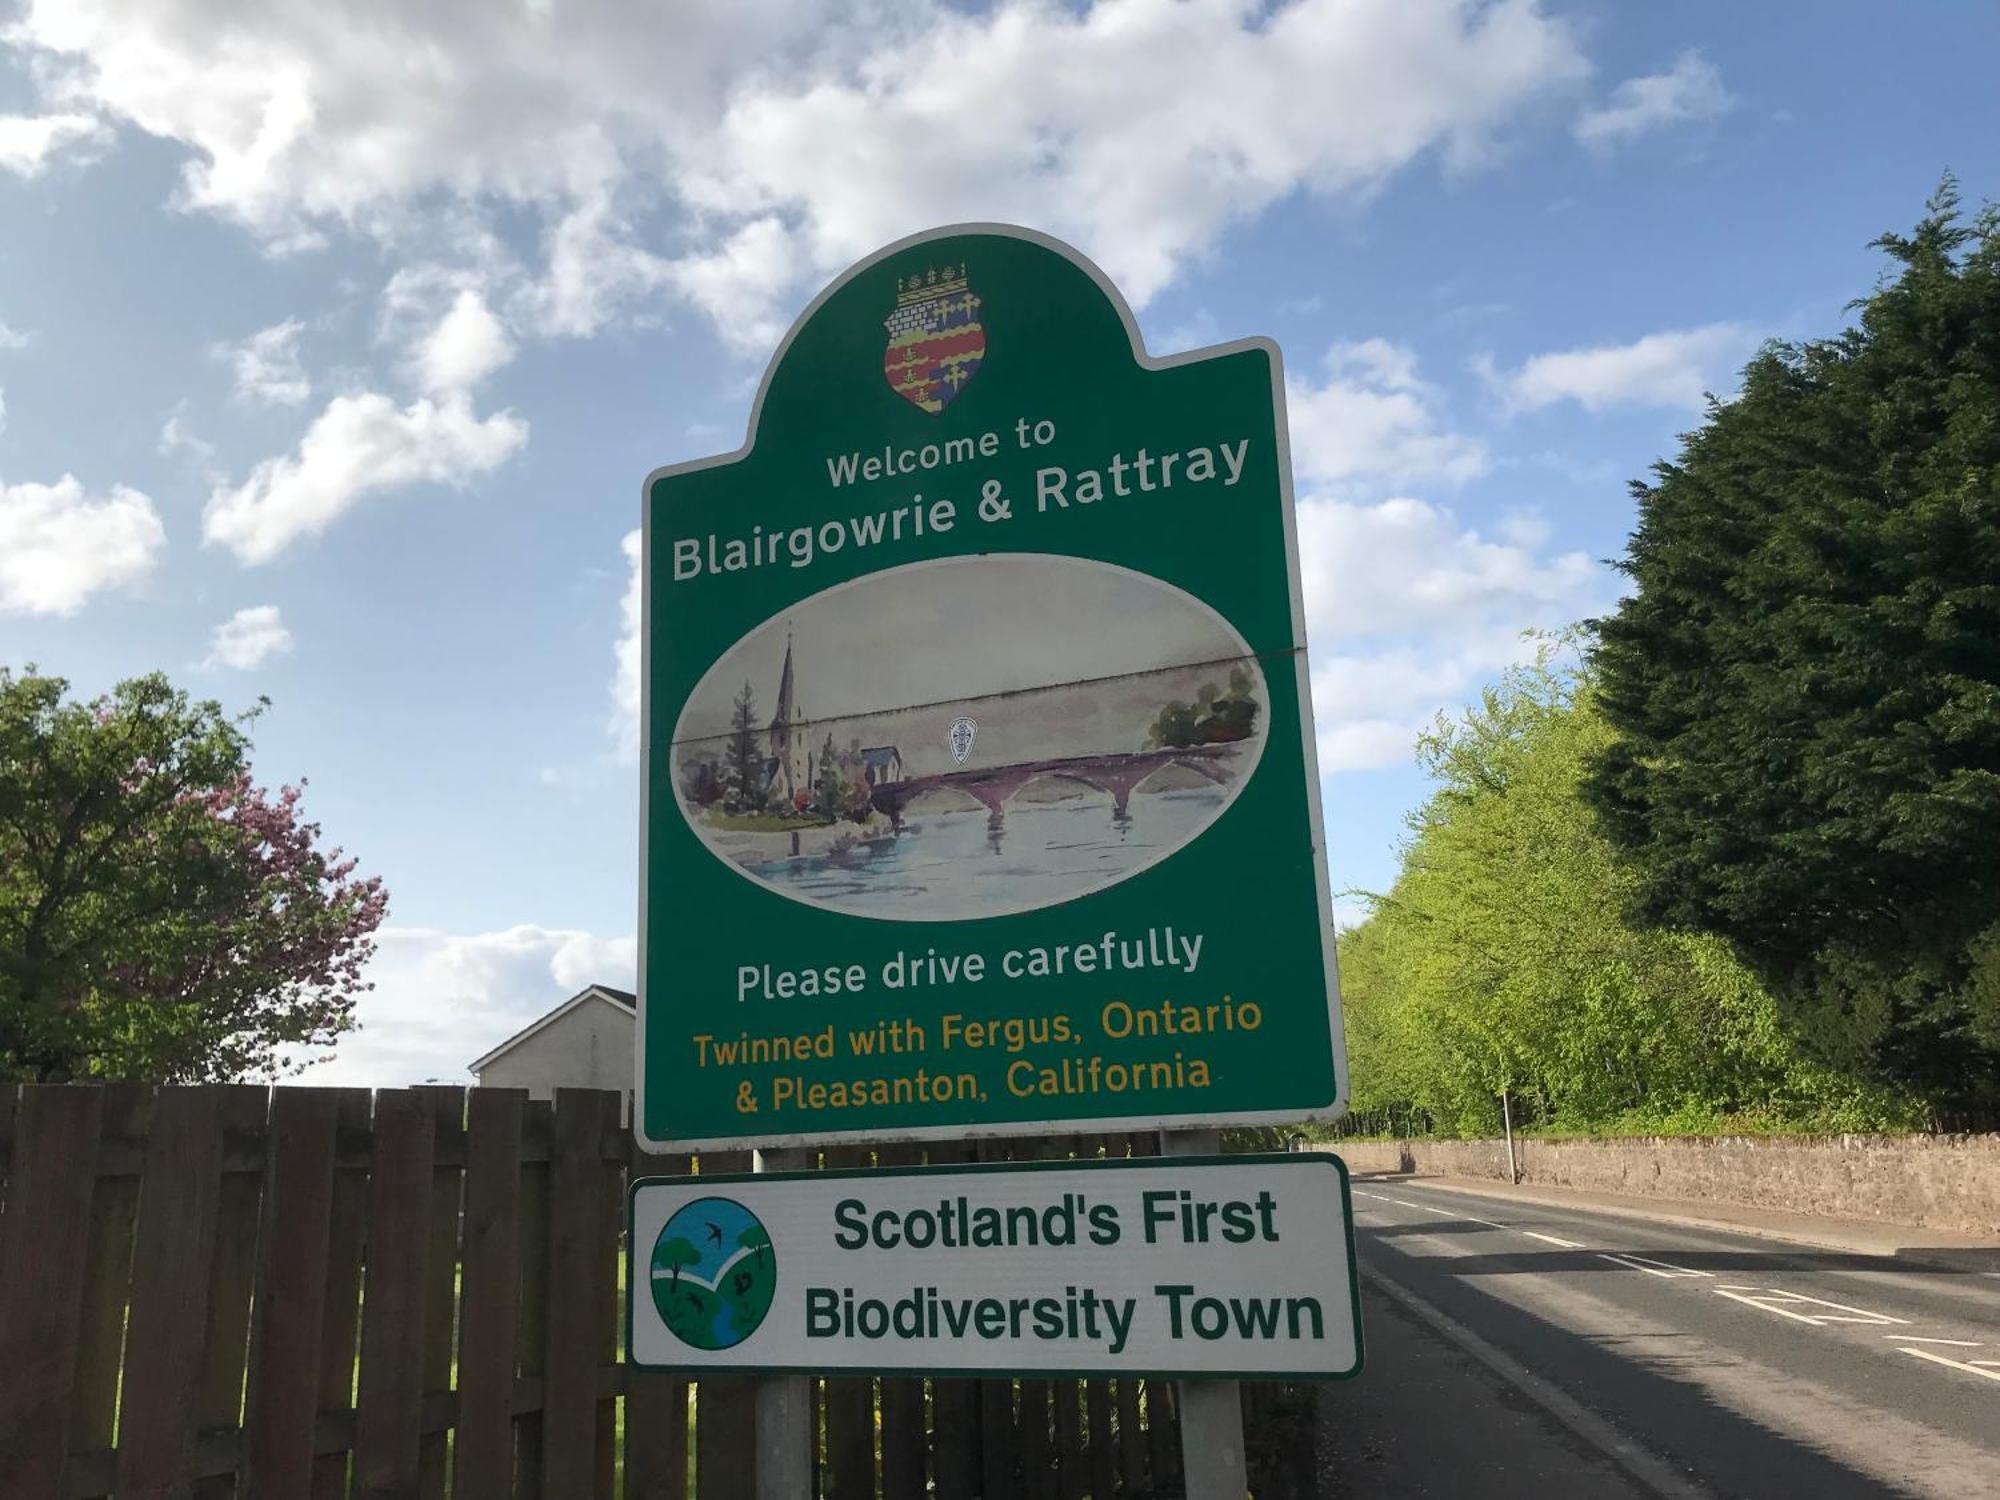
[649,1196,776,1350]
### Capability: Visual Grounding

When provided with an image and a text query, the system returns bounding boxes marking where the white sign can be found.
[626,1153,1362,1379]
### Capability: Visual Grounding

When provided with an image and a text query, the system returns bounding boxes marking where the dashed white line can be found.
[1359,1184,2000,1391]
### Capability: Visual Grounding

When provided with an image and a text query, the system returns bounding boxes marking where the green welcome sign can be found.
[638,225,1344,1149]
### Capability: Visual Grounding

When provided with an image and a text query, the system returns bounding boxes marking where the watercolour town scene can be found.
[669,554,1268,921]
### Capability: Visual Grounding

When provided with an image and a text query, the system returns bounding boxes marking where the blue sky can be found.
[1,0,1995,1084]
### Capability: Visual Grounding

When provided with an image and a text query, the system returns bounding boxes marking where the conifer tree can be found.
[1588,182,2000,1117]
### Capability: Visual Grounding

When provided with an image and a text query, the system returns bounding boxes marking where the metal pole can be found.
[754,1145,814,1500]
[1501,1090,1519,1185]
[1162,1127,1247,1500]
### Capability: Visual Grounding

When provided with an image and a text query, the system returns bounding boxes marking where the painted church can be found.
[762,637,903,810]
[765,635,815,808]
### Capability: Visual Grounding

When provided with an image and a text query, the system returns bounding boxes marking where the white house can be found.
[469,984,636,1100]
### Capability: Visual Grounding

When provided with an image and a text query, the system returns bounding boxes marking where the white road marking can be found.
[1891,1336,1984,1347]
[1598,1252,1712,1278]
[1524,1231,1585,1248]
[1898,1347,2000,1384]
[1713,1286,1909,1326]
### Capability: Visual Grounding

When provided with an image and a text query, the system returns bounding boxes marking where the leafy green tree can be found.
[0,668,387,1081]
[1587,183,2000,1115]
[1340,648,1911,1137]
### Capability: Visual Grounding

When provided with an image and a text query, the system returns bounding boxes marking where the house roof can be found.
[469,984,636,1075]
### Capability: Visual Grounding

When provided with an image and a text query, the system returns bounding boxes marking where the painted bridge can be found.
[869,744,1241,828]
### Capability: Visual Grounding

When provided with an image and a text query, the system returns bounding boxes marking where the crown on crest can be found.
[894,263,971,305]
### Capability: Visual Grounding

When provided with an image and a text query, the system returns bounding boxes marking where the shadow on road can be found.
[1331,1233,1937,1499]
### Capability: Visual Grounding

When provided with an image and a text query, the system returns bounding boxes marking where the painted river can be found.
[749,786,1232,921]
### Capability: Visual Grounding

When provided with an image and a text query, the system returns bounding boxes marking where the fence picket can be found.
[353,1089,436,1497]
[514,1097,555,1500]
[542,1089,612,1496]
[244,1087,341,1498]
[193,1085,273,1500]
[418,1086,467,1499]
[455,1089,525,1498]
[116,1088,225,1499]
[312,1088,375,1500]
[0,1086,106,1497]
[69,1085,151,1487]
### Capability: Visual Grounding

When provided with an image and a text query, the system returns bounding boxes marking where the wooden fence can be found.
[0,1084,1210,1499]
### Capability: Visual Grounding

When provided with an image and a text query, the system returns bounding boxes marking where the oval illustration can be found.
[669,553,1267,921]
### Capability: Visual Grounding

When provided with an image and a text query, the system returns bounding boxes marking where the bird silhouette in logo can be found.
[706,1221,724,1250]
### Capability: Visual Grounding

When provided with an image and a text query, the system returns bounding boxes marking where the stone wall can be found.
[1331,1132,2000,1237]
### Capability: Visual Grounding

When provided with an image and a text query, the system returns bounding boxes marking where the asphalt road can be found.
[1317,1178,2000,1498]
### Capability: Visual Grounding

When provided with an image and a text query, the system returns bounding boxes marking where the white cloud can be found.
[0,318,32,350]
[1576,51,1730,151]
[203,604,294,669]
[1288,339,1487,492]
[308,923,636,1087]
[158,408,216,462]
[0,472,164,614]
[1293,495,1604,770]
[0,111,105,175]
[414,289,515,394]
[220,318,311,407]
[611,528,642,761]
[1477,322,1750,414]
[203,390,527,564]
[0,389,7,437]
[12,0,1590,347]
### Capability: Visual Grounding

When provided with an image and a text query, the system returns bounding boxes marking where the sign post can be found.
[636,224,1356,1496]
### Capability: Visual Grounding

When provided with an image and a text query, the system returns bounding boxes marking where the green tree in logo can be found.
[658,1236,700,1287]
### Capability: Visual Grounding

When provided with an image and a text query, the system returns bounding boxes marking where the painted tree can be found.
[657,1235,701,1286]
[0,668,388,1081]
[1588,183,2000,1117]
[814,733,846,821]
[722,679,763,813]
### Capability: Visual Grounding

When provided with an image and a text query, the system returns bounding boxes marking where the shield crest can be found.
[948,716,977,764]
[884,265,985,413]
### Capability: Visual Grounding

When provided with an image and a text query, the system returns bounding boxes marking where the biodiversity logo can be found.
[649,1196,776,1350]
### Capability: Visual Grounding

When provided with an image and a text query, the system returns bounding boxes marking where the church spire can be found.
[770,629,797,731]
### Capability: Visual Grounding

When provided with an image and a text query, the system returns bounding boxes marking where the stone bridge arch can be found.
[872,746,1239,829]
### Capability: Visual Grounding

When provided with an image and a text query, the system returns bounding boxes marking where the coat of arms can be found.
[949,716,977,764]
[884,264,985,413]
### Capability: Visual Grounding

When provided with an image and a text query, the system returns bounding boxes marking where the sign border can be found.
[636,221,1348,1152]
[625,1150,1365,1381]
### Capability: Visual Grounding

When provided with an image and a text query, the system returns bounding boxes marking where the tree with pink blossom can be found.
[0,667,388,1081]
